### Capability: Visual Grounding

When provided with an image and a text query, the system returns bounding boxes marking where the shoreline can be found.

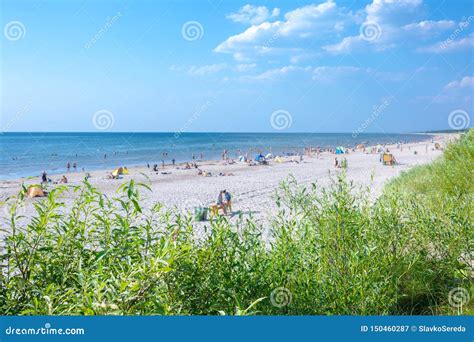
[0,133,460,226]
[0,132,439,181]
[0,133,446,182]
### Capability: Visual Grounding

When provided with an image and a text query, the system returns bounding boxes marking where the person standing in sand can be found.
[217,191,227,215]
[224,190,232,213]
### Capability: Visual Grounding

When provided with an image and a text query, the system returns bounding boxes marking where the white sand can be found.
[0,134,458,229]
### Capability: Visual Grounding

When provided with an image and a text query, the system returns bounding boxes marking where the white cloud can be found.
[243,65,363,81]
[215,1,351,60]
[312,66,362,81]
[323,35,365,54]
[226,5,280,25]
[215,21,283,54]
[417,33,474,53]
[444,76,474,90]
[170,63,227,76]
[324,0,457,54]
[402,20,456,36]
[236,63,257,72]
[241,64,413,83]
[216,1,469,60]
[365,0,423,25]
[250,65,311,80]
[419,75,474,104]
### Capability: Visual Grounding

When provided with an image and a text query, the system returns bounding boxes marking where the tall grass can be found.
[0,132,472,315]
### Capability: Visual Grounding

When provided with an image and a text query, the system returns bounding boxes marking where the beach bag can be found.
[194,207,208,221]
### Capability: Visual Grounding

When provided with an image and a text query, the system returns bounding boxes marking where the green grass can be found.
[387,129,473,198]
[0,131,472,315]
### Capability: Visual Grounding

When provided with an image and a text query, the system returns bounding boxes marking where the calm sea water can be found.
[0,132,431,179]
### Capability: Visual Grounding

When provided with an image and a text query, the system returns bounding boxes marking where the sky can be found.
[1,0,473,133]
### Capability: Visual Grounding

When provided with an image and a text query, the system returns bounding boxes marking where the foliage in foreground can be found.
[0,133,472,316]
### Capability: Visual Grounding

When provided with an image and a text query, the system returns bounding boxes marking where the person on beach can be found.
[224,190,232,213]
[73,162,77,171]
[67,162,70,171]
[41,171,47,183]
[217,191,227,215]
[60,175,68,184]
[334,158,339,168]
[172,158,175,166]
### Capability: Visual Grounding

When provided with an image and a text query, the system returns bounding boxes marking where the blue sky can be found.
[1,0,473,133]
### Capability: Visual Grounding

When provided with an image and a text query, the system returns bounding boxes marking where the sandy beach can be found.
[0,133,458,227]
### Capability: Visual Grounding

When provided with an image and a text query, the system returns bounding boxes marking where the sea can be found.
[0,132,431,179]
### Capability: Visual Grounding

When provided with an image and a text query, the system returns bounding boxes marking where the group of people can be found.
[66,162,77,171]
[41,171,68,184]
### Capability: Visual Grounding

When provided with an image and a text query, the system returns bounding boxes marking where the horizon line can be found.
[0,130,462,135]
